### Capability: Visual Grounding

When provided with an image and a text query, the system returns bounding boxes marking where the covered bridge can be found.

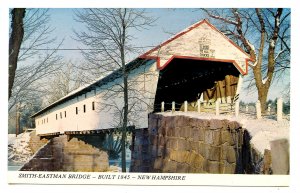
[32,19,252,136]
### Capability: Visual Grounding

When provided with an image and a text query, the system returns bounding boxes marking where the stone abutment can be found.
[130,114,256,174]
[21,134,109,172]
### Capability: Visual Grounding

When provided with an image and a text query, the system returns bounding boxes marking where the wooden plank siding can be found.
[32,20,251,136]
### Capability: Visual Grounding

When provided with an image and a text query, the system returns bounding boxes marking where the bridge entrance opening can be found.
[153,58,240,112]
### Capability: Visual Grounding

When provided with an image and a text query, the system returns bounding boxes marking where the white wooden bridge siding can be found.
[146,21,250,74]
[35,60,159,135]
[35,20,251,136]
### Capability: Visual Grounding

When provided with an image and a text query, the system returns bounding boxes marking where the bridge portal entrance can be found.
[153,58,240,112]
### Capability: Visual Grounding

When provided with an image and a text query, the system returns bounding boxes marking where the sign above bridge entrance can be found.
[140,19,253,75]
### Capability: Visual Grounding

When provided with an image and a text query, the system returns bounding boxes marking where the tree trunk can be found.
[9,8,26,99]
[258,86,268,114]
[121,12,127,173]
[253,65,270,114]
[253,8,282,114]
[122,74,128,172]
[204,8,286,116]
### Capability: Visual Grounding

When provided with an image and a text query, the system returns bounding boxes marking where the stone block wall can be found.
[21,135,109,172]
[130,114,244,174]
[28,130,49,154]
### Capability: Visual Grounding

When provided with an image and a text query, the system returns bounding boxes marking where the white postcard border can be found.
[8,171,289,186]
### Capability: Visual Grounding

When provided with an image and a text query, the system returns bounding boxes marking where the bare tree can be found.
[74,8,156,172]
[8,8,64,139]
[202,8,290,113]
[9,8,26,99]
[45,62,82,105]
[9,9,64,112]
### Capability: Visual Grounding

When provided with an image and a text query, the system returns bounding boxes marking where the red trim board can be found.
[139,19,253,75]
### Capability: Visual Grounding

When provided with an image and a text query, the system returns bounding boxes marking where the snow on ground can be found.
[8,132,33,164]
[7,112,289,169]
[158,111,289,155]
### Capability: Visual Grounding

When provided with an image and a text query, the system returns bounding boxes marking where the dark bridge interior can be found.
[153,58,240,112]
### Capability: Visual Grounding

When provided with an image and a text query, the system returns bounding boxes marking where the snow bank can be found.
[158,111,289,155]
[262,77,269,84]
[8,132,33,164]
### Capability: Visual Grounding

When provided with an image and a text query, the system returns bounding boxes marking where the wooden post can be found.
[216,82,221,102]
[235,100,239,117]
[216,99,220,116]
[256,100,261,119]
[161,101,164,112]
[203,91,208,106]
[207,88,214,103]
[172,101,175,113]
[230,76,237,99]
[277,98,283,121]
[197,99,201,113]
[218,80,226,103]
[184,101,188,112]
[270,139,289,174]
[225,75,232,103]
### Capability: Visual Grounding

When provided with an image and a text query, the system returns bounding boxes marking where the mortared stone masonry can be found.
[130,114,244,173]
[21,135,109,172]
